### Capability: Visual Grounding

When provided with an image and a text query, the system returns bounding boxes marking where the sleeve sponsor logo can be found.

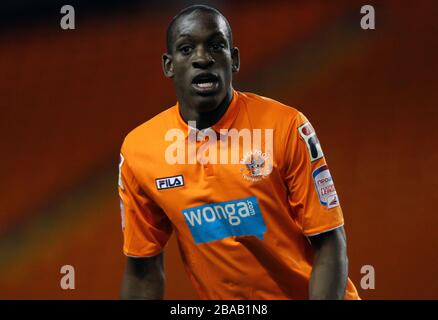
[155,175,185,190]
[182,196,267,244]
[298,122,324,162]
[312,165,340,209]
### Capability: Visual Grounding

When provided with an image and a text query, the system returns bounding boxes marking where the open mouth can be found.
[191,73,220,94]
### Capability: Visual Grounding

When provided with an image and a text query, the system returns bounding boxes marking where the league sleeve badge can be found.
[298,122,324,162]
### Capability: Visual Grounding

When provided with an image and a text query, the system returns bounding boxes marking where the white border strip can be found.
[305,223,344,237]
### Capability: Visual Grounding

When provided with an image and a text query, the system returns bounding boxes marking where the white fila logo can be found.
[155,175,184,190]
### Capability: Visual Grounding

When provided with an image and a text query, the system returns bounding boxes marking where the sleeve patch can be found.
[312,165,340,209]
[298,122,324,162]
[120,199,125,230]
[118,153,125,190]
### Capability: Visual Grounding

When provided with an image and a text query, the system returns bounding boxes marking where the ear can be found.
[162,53,174,78]
[231,47,240,73]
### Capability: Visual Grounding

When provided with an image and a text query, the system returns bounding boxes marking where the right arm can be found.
[121,253,165,300]
[118,148,172,299]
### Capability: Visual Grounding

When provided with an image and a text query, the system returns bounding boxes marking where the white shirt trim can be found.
[305,223,344,237]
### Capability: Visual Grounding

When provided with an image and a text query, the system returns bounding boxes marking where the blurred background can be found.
[0,0,437,299]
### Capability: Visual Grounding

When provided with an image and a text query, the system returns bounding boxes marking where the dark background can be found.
[0,0,437,299]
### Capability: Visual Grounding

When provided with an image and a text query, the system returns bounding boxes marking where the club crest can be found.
[240,150,273,182]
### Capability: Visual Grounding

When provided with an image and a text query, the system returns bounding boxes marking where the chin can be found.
[192,93,223,112]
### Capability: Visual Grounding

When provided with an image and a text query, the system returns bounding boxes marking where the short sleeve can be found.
[283,112,344,237]
[118,148,173,257]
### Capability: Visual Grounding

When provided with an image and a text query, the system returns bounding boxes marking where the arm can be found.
[120,253,165,300]
[308,226,348,300]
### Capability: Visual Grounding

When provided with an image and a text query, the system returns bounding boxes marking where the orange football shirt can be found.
[118,90,360,299]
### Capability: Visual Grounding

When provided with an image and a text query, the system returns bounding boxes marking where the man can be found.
[119,5,360,300]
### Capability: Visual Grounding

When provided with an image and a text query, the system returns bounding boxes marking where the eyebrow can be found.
[176,33,193,39]
[174,34,194,49]
[208,31,227,39]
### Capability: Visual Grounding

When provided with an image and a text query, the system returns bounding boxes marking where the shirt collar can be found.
[173,90,240,138]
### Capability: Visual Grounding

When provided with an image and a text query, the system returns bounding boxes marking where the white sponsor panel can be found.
[312,165,339,208]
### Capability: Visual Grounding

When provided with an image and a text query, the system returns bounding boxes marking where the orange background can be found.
[0,0,437,299]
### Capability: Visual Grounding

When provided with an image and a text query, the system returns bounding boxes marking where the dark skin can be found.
[121,254,164,299]
[162,10,240,129]
[308,227,348,299]
[121,10,348,300]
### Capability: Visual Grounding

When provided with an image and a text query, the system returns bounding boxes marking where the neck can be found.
[179,88,233,130]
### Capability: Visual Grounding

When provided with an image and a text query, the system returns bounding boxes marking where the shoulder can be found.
[121,106,176,159]
[238,91,307,128]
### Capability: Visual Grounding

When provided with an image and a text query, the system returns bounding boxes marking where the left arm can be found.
[308,226,348,300]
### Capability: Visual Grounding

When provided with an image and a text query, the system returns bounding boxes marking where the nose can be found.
[192,46,214,69]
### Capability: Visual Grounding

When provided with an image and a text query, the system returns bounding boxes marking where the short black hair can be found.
[166,5,233,53]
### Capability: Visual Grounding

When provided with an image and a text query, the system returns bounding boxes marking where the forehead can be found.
[172,11,229,42]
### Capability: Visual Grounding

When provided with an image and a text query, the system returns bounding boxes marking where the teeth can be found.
[196,82,214,88]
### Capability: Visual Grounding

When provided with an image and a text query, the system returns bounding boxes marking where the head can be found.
[162,5,240,112]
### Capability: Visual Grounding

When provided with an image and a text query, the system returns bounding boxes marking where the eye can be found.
[179,45,193,55]
[211,43,225,52]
